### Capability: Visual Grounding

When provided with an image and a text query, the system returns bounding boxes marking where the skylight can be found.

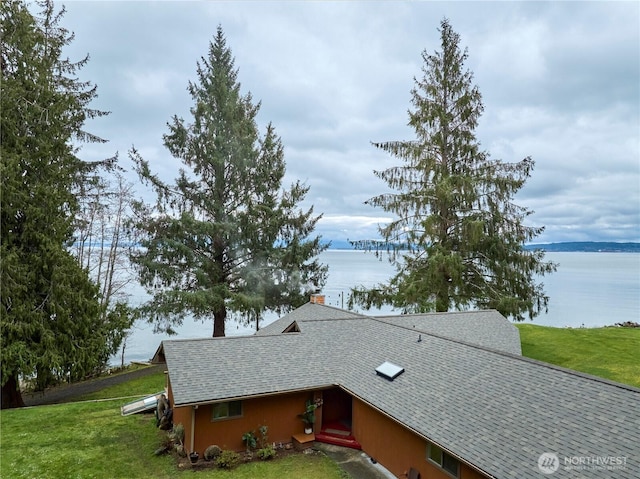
[375,361,405,381]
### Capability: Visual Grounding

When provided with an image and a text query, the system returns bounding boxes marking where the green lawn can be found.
[516,324,640,388]
[0,371,348,479]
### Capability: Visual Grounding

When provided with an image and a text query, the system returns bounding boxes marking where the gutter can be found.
[173,383,337,409]
[190,405,197,453]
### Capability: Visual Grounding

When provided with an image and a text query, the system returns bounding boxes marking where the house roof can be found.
[255,302,364,335]
[158,303,640,479]
[375,309,523,355]
[257,304,522,355]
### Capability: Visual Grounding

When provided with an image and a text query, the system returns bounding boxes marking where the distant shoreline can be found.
[524,241,640,253]
[324,241,640,253]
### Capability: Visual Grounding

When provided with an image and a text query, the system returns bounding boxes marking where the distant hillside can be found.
[525,242,640,253]
[324,240,640,252]
[322,239,353,250]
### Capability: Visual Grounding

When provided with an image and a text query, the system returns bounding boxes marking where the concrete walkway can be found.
[314,442,397,479]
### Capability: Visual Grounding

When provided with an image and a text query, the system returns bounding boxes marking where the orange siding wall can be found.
[167,377,488,478]
[172,406,192,448]
[352,398,488,479]
[166,381,195,452]
[187,391,314,455]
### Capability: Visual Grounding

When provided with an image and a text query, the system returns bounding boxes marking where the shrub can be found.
[173,423,185,444]
[258,425,269,448]
[156,433,173,456]
[216,450,241,469]
[256,444,276,460]
[242,430,257,451]
[204,445,222,461]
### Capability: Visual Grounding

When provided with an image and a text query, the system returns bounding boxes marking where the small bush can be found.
[258,425,269,448]
[216,450,241,469]
[204,444,221,461]
[173,423,185,444]
[242,430,257,451]
[256,444,276,460]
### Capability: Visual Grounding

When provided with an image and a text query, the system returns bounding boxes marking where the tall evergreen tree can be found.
[130,27,327,337]
[350,19,556,320]
[1,0,127,407]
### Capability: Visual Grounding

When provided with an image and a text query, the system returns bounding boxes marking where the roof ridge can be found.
[302,301,369,318]
[302,315,369,323]
[373,309,499,319]
[162,332,298,344]
[369,317,640,393]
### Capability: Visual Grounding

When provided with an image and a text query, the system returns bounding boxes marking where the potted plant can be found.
[189,451,199,464]
[298,399,317,434]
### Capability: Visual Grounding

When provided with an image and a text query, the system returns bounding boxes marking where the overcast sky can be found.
[58,1,639,244]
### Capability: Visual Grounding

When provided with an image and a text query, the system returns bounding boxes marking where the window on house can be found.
[427,443,460,478]
[212,401,242,420]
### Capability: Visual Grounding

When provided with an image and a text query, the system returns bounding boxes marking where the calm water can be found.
[117,251,640,364]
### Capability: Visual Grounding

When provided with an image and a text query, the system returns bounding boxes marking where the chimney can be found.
[310,294,325,305]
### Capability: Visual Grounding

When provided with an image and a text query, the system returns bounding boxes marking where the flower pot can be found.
[304,427,313,434]
[189,452,199,464]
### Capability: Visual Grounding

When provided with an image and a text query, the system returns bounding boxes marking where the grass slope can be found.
[1,371,347,479]
[1,398,177,479]
[516,324,640,388]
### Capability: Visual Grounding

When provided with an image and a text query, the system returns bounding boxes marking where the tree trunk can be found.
[1,374,25,409]
[213,307,227,337]
[121,338,127,369]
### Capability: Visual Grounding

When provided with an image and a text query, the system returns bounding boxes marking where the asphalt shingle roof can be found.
[255,302,364,336]
[257,304,522,355]
[375,309,523,355]
[159,304,640,479]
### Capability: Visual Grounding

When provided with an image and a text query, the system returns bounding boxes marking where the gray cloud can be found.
[60,1,639,243]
